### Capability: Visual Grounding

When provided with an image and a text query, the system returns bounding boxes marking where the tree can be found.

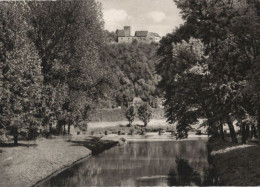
[157,0,259,142]
[246,56,260,144]
[138,103,152,127]
[125,106,136,127]
[0,2,43,145]
[27,0,110,134]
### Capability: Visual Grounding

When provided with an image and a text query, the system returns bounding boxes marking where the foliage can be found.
[0,2,43,144]
[100,41,161,108]
[27,0,110,134]
[137,103,152,127]
[0,0,112,143]
[157,0,260,142]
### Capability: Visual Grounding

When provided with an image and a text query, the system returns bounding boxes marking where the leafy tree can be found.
[157,0,259,142]
[104,30,117,43]
[0,2,43,145]
[125,106,136,127]
[158,38,213,139]
[28,0,110,134]
[246,56,260,144]
[138,103,152,127]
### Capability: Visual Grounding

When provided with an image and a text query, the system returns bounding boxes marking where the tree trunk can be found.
[57,121,62,135]
[14,135,18,145]
[63,124,66,135]
[245,123,250,141]
[13,128,18,146]
[251,124,257,139]
[49,123,52,134]
[68,123,71,135]
[241,122,246,144]
[257,104,260,145]
[219,122,224,140]
[226,117,238,143]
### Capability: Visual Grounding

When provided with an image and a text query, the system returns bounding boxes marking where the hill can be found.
[99,41,161,108]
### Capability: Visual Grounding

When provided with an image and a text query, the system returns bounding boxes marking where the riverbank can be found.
[207,136,260,185]
[0,135,121,187]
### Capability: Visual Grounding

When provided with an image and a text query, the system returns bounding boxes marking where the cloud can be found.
[147,11,166,23]
[103,9,130,24]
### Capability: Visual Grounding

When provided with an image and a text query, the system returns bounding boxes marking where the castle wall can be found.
[118,36,159,44]
[118,37,135,43]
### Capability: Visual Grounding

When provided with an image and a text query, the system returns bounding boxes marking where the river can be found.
[40,137,210,186]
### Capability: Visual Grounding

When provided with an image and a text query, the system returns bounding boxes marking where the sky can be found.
[97,0,184,37]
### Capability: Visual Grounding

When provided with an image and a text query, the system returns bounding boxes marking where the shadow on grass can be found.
[0,143,38,148]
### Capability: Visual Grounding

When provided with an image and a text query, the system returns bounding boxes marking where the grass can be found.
[208,136,260,186]
[0,136,98,187]
[88,122,176,136]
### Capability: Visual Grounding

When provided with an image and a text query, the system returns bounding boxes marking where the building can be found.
[116,26,161,44]
[124,26,131,36]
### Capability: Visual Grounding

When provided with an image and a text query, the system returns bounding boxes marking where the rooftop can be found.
[135,31,149,37]
[149,32,160,37]
[116,30,125,37]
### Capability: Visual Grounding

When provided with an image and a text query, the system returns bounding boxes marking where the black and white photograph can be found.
[0,0,259,186]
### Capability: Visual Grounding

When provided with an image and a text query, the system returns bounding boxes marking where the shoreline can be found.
[0,136,121,187]
[32,154,92,187]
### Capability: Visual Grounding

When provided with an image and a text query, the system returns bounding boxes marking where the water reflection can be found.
[167,158,202,186]
[40,139,208,186]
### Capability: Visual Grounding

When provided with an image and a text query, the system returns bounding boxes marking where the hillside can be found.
[99,42,161,108]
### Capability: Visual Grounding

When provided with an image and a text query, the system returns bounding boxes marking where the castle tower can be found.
[124,26,131,37]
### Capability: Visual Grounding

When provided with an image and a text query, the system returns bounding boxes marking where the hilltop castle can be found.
[116,26,161,44]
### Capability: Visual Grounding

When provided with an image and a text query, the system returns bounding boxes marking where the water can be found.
[40,138,209,186]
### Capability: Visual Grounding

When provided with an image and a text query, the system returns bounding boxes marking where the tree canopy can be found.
[157,0,260,142]
[100,42,161,108]
[0,0,112,144]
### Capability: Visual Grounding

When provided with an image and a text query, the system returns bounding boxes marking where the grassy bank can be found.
[89,108,165,122]
[0,136,120,187]
[87,119,207,136]
[88,120,175,136]
[207,136,260,186]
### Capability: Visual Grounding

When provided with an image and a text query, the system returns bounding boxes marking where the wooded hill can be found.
[99,41,161,108]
